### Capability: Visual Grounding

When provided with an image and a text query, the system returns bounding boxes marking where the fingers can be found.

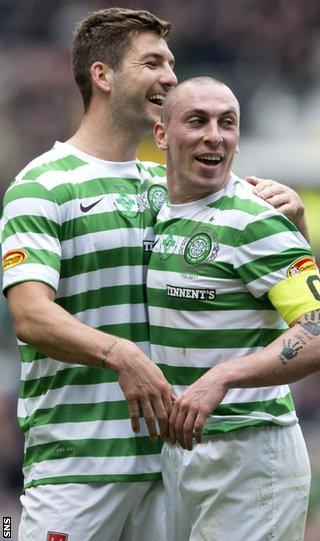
[128,399,140,434]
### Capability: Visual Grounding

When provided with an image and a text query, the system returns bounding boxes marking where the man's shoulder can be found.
[12,142,88,189]
[226,173,275,218]
[137,160,167,182]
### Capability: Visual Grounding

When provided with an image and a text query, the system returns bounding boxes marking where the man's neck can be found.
[67,108,141,162]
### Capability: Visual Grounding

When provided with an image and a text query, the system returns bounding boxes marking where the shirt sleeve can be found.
[2,179,62,294]
[234,210,320,323]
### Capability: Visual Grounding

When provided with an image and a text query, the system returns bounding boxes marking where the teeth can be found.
[147,94,165,104]
[197,155,222,163]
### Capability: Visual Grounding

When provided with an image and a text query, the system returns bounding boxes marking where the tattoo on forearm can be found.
[101,340,118,369]
[279,311,320,365]
[298,311,320,336]
[279,338,304,364]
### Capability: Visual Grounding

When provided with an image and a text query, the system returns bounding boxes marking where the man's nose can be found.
[203,122,223,145]
[160,64,178,89]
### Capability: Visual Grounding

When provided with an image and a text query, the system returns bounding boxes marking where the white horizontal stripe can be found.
[75,303,147,327]
[23,454,162,481]
[61,226,154,259]
[204,410,297,426]
[3,265,59,292]
[235,230,308,267]
[21,341,150,381]
[171,384,292,405]
[58,265,146,296]
[27,418,151,447]
[147,268,246,293]
[4,197,60,225]
[247,266,288,296]
[149,306,287,331]
[60,192,141,221]
[22,382,126,415]
[3,231,60,255]
[151,344,259,367]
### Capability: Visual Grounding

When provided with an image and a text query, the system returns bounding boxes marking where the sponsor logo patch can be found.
[46,532,68,541]
[286,256,318,278]
[166,284,216,300]
[3,249,29,271]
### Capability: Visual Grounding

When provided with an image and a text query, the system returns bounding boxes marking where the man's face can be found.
[110,31,177,135]
[155,81,240,203]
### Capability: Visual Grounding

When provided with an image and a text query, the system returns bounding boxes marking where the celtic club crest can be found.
[179,224,219,276]
[147,184,167,214]
[113,185,138,217]
[184,233,212,264]
[159,226,178,260]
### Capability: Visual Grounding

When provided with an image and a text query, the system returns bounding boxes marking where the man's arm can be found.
[169,309,320,450]
[8,281,173,440]
[246,176,310,241]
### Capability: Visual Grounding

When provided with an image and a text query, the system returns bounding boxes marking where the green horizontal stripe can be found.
[214,392,294,417]
[61,210,154,241]
[238,248,313,284]
[3,181,55,206]
[19,400,130,432]
[155,217,240,248]
[151,327,283,351]
[20,366,118,399]
[147,288,272,311]
[23,471,162,491]
[149,253,238,279]
[203,418,284,436]
[8,247,60,272]
[60,246,147,278]
[209,193,268,215]
[24,436,163,467]
[240,214,298,244]
[57,284,146,313]
[23,155,87,181]
[98,322,149,343]
[2,215,61,242]
[19,345,46,363]
[51,176,141,205]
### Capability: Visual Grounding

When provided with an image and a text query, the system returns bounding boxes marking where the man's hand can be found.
[109,339,175,441]
[246,176,310,241]
[168,370,228,450]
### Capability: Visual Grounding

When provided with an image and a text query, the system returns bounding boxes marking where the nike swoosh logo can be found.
[80,197,104,213]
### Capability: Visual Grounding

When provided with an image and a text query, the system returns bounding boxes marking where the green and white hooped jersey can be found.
[147,174,314,435]
[1,141,167,489]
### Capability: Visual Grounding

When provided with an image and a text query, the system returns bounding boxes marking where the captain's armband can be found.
[268,271,320,326]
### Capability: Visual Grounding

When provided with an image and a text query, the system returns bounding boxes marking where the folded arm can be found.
[8,281,173,440]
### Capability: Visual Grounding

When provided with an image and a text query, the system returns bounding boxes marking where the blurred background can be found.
[0,0,320,539]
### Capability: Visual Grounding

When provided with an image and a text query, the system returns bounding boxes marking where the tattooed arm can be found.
[168,310,320,450]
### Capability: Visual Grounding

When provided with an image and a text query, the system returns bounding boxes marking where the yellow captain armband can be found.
[268,270,320,326]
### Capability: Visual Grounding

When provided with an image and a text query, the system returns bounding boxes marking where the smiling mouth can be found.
[147,93,165,107]
[195,155,223,166]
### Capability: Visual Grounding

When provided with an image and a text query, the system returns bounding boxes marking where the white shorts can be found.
[162,424,310,541]
[19,480,166,541]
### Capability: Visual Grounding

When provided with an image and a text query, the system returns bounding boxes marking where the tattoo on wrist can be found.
[102,340,118,369]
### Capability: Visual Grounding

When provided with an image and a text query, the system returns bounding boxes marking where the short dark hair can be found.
[162,77,235,124]
[72,7,171,111]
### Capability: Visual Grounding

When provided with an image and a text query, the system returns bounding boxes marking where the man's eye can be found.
[189,117,203,125]
[221,117,235,126]
[146,62,157,68]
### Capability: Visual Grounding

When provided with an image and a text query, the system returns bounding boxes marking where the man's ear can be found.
[235,144,240,154]
[90,62,113,93]
[154,121,168,151]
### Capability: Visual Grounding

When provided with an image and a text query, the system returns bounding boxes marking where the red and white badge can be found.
[286,256,318,278]
[46,532,68,541]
